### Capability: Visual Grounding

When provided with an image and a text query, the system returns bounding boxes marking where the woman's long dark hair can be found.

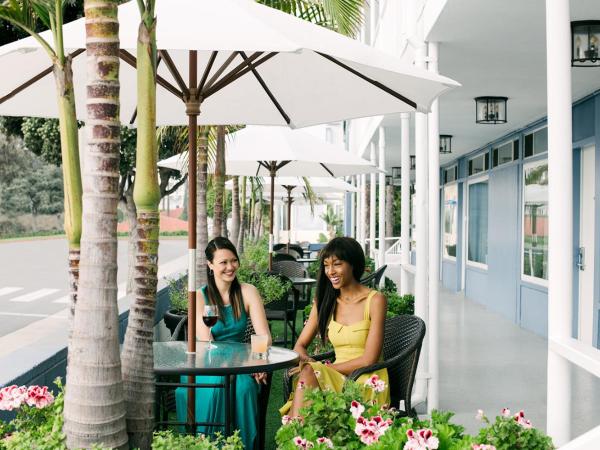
[205,237,244,321]
[316,237,365,341]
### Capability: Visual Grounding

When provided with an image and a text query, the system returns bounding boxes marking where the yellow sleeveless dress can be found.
[280,290,390,415]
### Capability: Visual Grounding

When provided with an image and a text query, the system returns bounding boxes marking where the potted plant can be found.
[163,277,188,338]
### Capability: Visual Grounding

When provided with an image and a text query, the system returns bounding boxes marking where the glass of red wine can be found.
[203,305,218,350]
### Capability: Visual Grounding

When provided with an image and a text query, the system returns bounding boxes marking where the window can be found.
[443,165,458,184]
[524,127,548,158]
[443,184,458,259]
[492,139,519,167]
[468,153,489,176]
[522,161,548,281]
[468,179,488,266]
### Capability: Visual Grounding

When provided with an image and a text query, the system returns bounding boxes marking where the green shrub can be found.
[167,277,188,313]
[151,430,243,450]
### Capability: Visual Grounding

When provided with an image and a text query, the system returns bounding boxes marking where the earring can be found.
[208,268,214,276]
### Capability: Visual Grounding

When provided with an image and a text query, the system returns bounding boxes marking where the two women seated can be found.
[176,236,388,449]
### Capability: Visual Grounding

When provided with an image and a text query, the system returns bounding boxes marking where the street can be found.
[0,236,187,337]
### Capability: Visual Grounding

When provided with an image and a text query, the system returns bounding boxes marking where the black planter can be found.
[164,309,186,340]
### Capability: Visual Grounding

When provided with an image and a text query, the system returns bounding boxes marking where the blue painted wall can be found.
[441,91,600,342]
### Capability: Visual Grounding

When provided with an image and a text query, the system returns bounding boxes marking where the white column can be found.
[427,41,440,413]
[351,176,357,238]
[414,38,430,407]
[400,113,411,295]
[370,143,377,260]
[361,173,368,251]
[356,175,362,244]
[378,127,386,271]
[546,0,573,445]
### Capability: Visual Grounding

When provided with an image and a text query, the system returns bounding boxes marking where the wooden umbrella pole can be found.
[185,49,199,428]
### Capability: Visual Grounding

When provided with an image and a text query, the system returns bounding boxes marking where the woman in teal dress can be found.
[176,237,271,450]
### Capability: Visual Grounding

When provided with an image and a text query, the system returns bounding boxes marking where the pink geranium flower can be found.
[364,374,386,393]
[501,408,511,417]
[472,445,497,450]
[316,437,334,448]
[354,414,393,445]
[404,428,439,450]
[512,410,533,428]
[282,415,292,425]
[0,385,27,411]
[25,385,54,408]
[350,400,365,419]
[293,436,314,449]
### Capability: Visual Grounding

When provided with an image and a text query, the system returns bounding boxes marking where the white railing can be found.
[386,238,402,256]
[364,237,401,260]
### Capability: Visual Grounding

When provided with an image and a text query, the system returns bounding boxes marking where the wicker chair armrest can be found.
[345,346,417,382]
[311,350,336,362]
[170,315,188,342]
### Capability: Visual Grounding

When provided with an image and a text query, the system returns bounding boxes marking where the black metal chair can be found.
[263,272,298,348]
[273,243,287,252]
[283,315,426,417]
[164,316,272,450]
[273,252,297,263]
[360,264,387,288]
[273,260,312,321]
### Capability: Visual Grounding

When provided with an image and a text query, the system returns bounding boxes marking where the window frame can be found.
[442,181,459,261]
[468,152,490,177]
[443,164,458,184]
[523,125,548,160]
[492,138,519,168]
[521,159,549,287]
[465,174,489,270]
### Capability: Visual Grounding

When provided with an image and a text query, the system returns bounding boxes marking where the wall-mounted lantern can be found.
[572,21,600,67]
[475,96,508,124]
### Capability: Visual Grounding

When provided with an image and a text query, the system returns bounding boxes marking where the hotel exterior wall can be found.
[441,92,600,342]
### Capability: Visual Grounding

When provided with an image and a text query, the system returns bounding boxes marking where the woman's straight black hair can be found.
[204,236,243,321]
[316,237,365,341]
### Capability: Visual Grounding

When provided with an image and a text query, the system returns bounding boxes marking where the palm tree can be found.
[196,127,210,287]
[64,0,128,448]
[231,176,240,244]
[212,125,226,238]
[0,0,83,323]
[120,0,158,447]
[238,176,247,251]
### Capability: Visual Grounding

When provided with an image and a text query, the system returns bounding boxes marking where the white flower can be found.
[364,374,387,393]
[317,437,334,448]
[475,409,485,421]
[282,415,292,425]
[350,400,365,419]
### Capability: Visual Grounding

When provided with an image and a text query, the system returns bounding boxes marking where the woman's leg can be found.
[290,364,319,417]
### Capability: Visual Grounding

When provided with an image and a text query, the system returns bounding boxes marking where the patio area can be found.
[380,263,600,438]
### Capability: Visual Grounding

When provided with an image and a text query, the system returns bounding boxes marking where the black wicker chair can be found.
[360,264,387,288]
[283,315,426,417]
[164,316,271,450]
[273,252,297,263]
[273,260,312,321]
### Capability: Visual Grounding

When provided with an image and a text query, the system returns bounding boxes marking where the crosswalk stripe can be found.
[9,288,60,303]
[52,295,70,304]
[0,287,23,297]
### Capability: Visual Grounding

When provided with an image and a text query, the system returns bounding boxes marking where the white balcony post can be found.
[370,143,377,260]
[378,127,386,272]
[400,113,411,295]
[427,41,440,412]
[545,0,573,445]
[414,37,429,406]
[350,176,357,238]
[356,175,363,244]
[361,173,368,251]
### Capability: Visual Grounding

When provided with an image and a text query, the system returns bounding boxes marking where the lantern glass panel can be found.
[476,97,507,124]
[572,21,600,66]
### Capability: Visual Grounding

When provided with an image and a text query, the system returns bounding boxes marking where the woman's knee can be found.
[298,365,317,383]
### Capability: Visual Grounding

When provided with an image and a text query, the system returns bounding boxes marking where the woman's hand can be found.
[253,372,268,385]
[298,353,315,363]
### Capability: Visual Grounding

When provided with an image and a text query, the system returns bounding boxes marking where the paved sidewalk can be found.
[386,266,600,438]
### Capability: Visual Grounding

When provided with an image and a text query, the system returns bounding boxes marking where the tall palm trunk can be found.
[231,176,240,246]
[64,1,128,448]
[212,126,225,238]
[249,178,256,241]
[196,128,209,287]
[121,3,159,447]
[238,176,247,252]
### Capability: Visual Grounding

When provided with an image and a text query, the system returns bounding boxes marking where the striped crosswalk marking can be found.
[52,295,70,304]
[0,287,23,297]
[9,288,60,303]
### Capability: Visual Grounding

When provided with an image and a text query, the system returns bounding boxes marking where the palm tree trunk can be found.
[231,176,240,246]
[249,178,256,241]
[121,7,159,448]
[238,176,247,252]
[256,191,264,240]
[212,126,225,238]
[123,184,137,295]
[196,128,209,287]
[64,1,128,448]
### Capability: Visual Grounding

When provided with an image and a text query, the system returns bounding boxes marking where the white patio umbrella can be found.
[0,0,458,354]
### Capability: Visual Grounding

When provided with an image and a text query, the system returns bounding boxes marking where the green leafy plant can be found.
[167,277,188,313]
[386,292,415,317]
[151,430,243,450]
[254,272,292,304]
[364,256,376,274]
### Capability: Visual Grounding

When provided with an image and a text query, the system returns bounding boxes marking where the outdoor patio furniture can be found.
[273,252,297,263]
[273,260,313,318]
[307,243,326,257]
[282,315,426,417]
[161,317,280,450]
[360,264,388,288]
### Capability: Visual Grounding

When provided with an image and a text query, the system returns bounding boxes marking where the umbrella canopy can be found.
[224,176,359,196]
[0,0,458,126]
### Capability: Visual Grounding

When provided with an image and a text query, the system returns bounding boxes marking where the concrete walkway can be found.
[386,266,600,439]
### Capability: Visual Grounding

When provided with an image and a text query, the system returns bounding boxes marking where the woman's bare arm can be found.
[242,283,272,345]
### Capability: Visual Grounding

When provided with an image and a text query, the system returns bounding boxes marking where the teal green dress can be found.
[175,286,259,449]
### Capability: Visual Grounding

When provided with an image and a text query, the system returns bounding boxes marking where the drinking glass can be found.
[203,305,218,350]
[251,334,269,359]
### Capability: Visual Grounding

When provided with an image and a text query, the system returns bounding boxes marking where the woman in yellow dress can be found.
[280,237,389,417]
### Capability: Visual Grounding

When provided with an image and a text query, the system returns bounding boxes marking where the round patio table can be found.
[289,276,317,287]
[153,340,299,438]
[297,257,318,264]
